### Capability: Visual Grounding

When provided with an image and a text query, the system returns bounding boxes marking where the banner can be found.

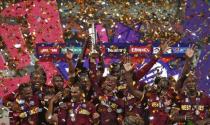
[112,23,142,43]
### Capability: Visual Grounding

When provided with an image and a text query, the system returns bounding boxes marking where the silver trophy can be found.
[88,22,98,57]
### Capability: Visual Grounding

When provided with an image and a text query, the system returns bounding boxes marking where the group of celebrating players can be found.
[2,41,210,125]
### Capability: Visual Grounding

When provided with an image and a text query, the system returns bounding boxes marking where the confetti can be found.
[0,0,209,96]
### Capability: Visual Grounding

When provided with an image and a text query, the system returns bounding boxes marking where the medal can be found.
[17,99,25,105]
[29,101,34,106]
[38,93,42,98]
[71,116,76,122]
[149,116,154,120]
[159,102,162,108]
[185,98,189,103]
[62,119,66,122]
[70,113,76,122]
[20,106,25,110]
[116,108,123,114]
[82,104,86,108]
[196,97,200,101]
[128,105,133,111]
[107,107,112,112]
[195,110,200,115]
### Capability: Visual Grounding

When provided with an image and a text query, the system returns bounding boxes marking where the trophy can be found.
[88,22,99,58]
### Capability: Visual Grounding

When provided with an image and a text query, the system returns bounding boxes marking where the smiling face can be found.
[110,63,122,76]
[102,75,117,94]
[30,70,46,92]
[52,75,64,91]
[168,76,176,88]
[79,73,91,91]
[157,77,169,91]
[70,85,82,102]
[23,87,33,99]
[19,84,33,100]
[185,76,197,93]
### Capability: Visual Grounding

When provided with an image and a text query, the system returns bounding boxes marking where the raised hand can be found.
[92,112,100,119]
[79,40,89,59]
[50,92,62,103]
[123,62,135,72]
[185,44,196,59]
[159,40,173,54]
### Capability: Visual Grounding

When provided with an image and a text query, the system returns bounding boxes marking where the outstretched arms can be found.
[134,41,171,81]
[175,45,196,91]
[45,92,62,124]
[66,39,89,81]
[124,63,144,100]
[66,49,75,82]
[76,39,89,70]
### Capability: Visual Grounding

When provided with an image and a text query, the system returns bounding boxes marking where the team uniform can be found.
[65,101,97,125]
[175,91,210,125]
[97,95,124,125]
[10,95,41,125]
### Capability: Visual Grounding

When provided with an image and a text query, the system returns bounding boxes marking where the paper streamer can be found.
[1,0,64,44]
[96,24,109,43]
[0,24,31,69]
[0,75,30,97]
[38,61,59,86]
[0,0,64,91]
[112,23,141,43]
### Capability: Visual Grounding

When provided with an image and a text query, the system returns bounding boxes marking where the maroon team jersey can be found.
[63,101,96,125]
[10,95,40,125]
[141,87,178,125]
[144,91,169,125]
[177,91,210,123]
[97,95,124,125]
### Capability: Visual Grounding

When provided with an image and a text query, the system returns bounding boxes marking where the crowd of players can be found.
[2,41,210,125]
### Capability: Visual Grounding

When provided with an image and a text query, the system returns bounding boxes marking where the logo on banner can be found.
[172,47,187,53]
[36,43,63,59]
[61,47,82,55]
[129,46,151,54]
[106,45,127,53]
[152,47,172,54]
[38,47,60,55]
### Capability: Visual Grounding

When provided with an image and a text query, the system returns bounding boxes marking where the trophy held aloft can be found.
[88,22,99,58]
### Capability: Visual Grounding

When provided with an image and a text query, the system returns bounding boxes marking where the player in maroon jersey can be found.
[171,73,210,125]
[10,83,41,125]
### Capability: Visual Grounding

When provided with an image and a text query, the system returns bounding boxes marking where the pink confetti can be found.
[1,0,64,44]
[0,75,30,97]
[96,24,109,43]
[38,62,59,86]
[0,24,31,69]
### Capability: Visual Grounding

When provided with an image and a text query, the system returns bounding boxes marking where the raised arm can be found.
[134,41,171,81]
[66,49,75,82]
[45,92,62,124]
[124,63,144,100]
[75,39,89,70]
[96,44,105,74]
[176,45,195,91]
[89,44,105,82]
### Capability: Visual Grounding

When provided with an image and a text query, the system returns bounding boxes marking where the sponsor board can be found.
[129,46,151,54]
